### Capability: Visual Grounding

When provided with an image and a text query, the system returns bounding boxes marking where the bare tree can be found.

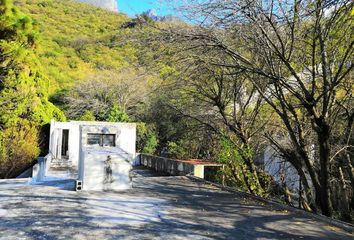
[63,68,159,119]
[157,0,353,217]
[158,50,270,195]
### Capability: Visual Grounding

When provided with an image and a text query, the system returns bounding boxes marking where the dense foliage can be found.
[15,0,130,92]
[0,0,64,178]
[13,0,165,151]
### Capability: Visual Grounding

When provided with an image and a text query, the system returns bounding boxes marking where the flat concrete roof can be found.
[69,121,136,126]
[52,119,136,128]
[0,168,352,240]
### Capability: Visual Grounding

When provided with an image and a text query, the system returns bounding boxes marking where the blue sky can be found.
[118,0,176,17]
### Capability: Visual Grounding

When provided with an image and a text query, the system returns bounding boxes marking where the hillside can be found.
[15,0,138,93]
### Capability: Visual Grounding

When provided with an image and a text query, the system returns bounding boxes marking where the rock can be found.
[77,0,118,12]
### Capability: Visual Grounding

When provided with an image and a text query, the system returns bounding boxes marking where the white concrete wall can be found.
[79,122,136,156]
[81,149,131,191]
[68,124,80,166]
[49,121,80,166]
[78,122,136,190]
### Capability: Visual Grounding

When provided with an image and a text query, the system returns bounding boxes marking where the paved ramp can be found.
[0,168,352,240]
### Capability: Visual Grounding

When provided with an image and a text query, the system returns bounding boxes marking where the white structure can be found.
[45,120,136,191]
[263,147,301,190]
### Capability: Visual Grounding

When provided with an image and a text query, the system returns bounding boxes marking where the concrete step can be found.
[50,163,72,168]
[50,158,73,168]
[47,158,78,179]
[34,179,76,190]
[47,166,78,179]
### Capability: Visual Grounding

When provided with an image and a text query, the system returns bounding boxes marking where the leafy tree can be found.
[142,93,219,159]
[143,133,158,154]
[77,110,96,121]
[167,141,188,159]
[0,122,39,178]
[218,138,260,194]
[136,123,158,154]
[0,0,64,178]
[104,104,130,122]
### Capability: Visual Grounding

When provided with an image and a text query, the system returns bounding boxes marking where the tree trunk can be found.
[344,153,354,211]
[316,120,333,217]
[297,167,316,212]
[246,156,263,192]
[238,139,264,196]
[296,147,323,212]
[339,167,351,221]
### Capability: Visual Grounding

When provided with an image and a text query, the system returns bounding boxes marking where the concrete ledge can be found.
[187,175,354,234]
[140,154,194,176]
[0,178,30,189]
[139,154,222,179]
[0,178,29,184]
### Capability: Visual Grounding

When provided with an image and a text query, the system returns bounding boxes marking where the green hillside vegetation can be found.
[0,0,233,178]
[16,0,170,119]
[0,0,65,178]
[13,0,170,159]
[0,0,166,178]
[15,0,135,93]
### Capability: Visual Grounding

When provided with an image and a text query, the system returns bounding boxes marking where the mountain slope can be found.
[15,0,134,93]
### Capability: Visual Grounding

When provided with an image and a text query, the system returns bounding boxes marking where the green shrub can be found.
[0,0,65,178]
[104,105,130,122]
[167,140,188,159]
[136,123,158,154]
[0,122,40,178]
[77,110,96,121]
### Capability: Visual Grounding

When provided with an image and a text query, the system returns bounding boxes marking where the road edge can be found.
[187,175,354,234]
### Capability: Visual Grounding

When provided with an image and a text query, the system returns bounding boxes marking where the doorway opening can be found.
[61,129,69,159]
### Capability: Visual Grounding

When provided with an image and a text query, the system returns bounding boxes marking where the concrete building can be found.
[35,120,136,191]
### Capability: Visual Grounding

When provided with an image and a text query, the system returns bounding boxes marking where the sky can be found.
[118,0,177,17]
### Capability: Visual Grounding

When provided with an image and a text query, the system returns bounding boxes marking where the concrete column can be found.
[56,129,63,160]
[78,126,84,181]
[193,165,205,179]
[37,157,45,182]
[49,120,55,157]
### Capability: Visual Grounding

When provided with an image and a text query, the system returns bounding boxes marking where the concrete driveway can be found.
[0,169,353,240]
